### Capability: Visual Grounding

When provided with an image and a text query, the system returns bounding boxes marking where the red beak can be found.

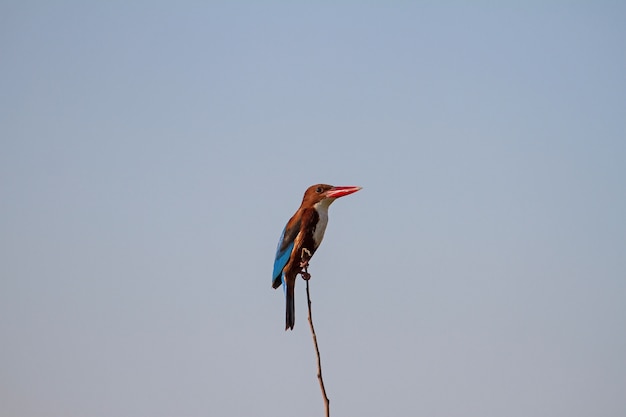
[326,186,362,199]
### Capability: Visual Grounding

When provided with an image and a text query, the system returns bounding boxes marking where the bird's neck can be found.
[311,199,333,247]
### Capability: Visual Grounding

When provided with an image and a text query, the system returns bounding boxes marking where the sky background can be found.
[1,2,625,416]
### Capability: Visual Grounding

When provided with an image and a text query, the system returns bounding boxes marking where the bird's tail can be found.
[285,283,295,331]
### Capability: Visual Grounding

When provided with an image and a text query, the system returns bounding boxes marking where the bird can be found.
[272,184,362,330]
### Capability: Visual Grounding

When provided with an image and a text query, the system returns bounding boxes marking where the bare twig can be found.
[300,249,330,417]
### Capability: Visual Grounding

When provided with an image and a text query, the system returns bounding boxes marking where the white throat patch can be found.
[312,199,334,246]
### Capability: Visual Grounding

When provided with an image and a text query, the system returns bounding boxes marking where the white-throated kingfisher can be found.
[272,184,362,330]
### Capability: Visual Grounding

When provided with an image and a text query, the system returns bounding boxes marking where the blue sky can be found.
[1,2,625,416]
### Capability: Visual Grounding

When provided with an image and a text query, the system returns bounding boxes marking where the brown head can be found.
[300,184,362,208]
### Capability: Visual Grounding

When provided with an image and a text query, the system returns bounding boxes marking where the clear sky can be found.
[1,2,625,416]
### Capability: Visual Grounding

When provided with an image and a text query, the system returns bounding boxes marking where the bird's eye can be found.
[315,187,323,193]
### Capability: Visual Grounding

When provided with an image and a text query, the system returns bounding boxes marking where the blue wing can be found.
[272,219,300,291]
[272,237,292,294]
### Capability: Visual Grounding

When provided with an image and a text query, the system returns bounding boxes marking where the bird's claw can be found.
[300,248,312,280]
[299,259,311,280]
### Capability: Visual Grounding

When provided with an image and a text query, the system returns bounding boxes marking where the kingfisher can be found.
[272,184,362,330]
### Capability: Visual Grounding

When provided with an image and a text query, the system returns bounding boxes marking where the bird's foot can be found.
[299,259,311,280]
[300,248,311,280]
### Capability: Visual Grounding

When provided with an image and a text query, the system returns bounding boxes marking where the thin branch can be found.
[300,250,330,417]
[306,278,330,417]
